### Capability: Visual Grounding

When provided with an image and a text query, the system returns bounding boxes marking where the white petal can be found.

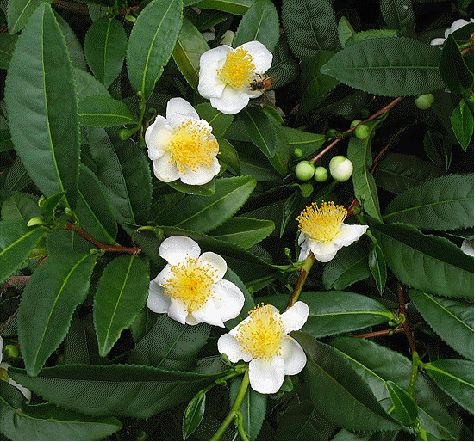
[210,87,250,115]
[154,264,173,285]
[168,298,188,324]
[179,157,221,186]
[449,19,470,35]
[308,240,339,262]
[197,46,230,99]
[199,252,227,281]
[191,298,225,327]
[249,357,285,394]
[153,155,180,182]
[239,41,273,73]
[212,279,245,322]
[147,281,171,313]
[166,97,200,126]
[158,236,201,265]
[297,232,307,246]
[281,301,309,334]
[281,337,307,376]
[334,224,368,247]
[430,38,445,46]
[217,333,252,363]
[461,239,474,257]
[145,115,172,159]
[298,238,311,262]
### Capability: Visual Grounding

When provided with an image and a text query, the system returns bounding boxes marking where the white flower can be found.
[197,41,273,114]
[145,98,221,186]
[217,302,309,394]
[0,337,31,401]
[297,201,368,262]
[147,236,245,327]
[430,18,474,46]
[461,239,474,257]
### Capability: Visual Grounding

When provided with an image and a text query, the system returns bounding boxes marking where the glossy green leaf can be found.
[321,37,445,96]
[78,95,136,127]
[196,102,233,138]
[380,0,415,35]
[368,239,387,295]
[423,130,452,171]
[267,37,299,89]
[84,18,127,88]
[195,0,253,14]
[183,389,207,439]
[234,0,279,51]
[73,68,109,97]
[372,223,473,299]
[386,381,418,426]
[0,34,17,69]
[56,13,86,70]
[5,3,80,206]
[241,108,277,159]
[440,35,473,94]
[217,138,240,174]
[451,99,474,150]
[282,0,339,58]
[409,290,473,360]
[94,255,150,357]
[7,0,49,34]
[127,0,183,97]
[0,222,44,284]
[10,364,223,418]
[424,359,474,414]
[1,193,40,223]
[172,18,209,89]
[384,174,474,230]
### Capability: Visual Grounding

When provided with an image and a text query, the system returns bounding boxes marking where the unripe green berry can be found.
[354,124,371,140]
[350,119,362,128]
[295,161,316,182]
[329,156,353,182]
[293,147,303,158]
[414,94,434,110]
[4,344,19,359]
[118,128,131,140]
[314,166,328,182]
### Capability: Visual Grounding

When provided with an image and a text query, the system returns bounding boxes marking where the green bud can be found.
[414,94,434,110]
[118,128,131,140]
[124,14,136,23]
[4,344,19,359]
[299,183,314,197]
[293,147,303,158]
[329,156,353,182]
[350,119,362,128]
[295,161,316,182]
[354,124,371,140]
[314,166,328,182]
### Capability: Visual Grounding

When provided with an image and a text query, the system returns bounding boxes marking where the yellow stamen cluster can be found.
[235,304,285,359]
[163,257,217,313]
[297,201,347,242]
[168,121,219,173]
[218,48,256,89]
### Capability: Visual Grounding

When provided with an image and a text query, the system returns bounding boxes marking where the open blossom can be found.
[145,98,220,186]
[0,336,31,401]
[147,236,245,327]
[217,302,309,394]
[198,41,273,114]
[431,18,474,46]
[297,201,368,262]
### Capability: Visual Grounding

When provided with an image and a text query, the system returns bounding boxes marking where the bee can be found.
[250,75,273,91]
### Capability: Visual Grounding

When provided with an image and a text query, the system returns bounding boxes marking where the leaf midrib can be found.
[0,228,38,258]
[385,196,473,219]
[425,364,473,388]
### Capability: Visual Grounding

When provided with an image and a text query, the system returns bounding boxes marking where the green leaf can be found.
[241,108,276,159]
[380,0,415,35]
[0,222,45,284]
[156,176,256,233]
[279,127,325,157]
[1,193,40,223]
[338,16,355,47]
[440,35,473,94]
[127,0,183,97]
[217,138,240,175]
[424,359,474,414]
[368,239,387,295]
[167,179,216,196]
[282,0,339,58]
[5,3,80,206]
[372,223,473,299]
[172,18,209,89]
[73,67,109,97]
[196,102,233,138]
[56,13,86,70]
[10,364,223,418]
[409,290,473,360]
[384,174,474,230]
[84,17,127,88]
[223,268,255,329]
[297,334,400,432]
[321,37,445,96]
[94,256,150,357]
[386,381,418,426]
[322,243,371,290]
[183,390,207,439]
[7,0,49,34]
[209,217,274,249]
[130,314,210,370]
[267,37,299,89]
[348,136,382,221]
[230,376,267,440]
[78,95,136,127]
[346,28,398,46]
[18,237,97,376]
[451,99,474,150]
[423,130,452,171]
[233,0,279,51]
[0,34,17,69]
[195,0,253,14]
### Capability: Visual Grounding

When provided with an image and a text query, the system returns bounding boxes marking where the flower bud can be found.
[220,30,234,46]
[329,156,353,182]
[354,124,371,140]
[4,344,19,359]
[314,166,328,182]
[293,147,303,158]
[414,94,434,110]
[295,161,316,182]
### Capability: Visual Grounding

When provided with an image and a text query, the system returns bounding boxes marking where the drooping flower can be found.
[430,18,474,46]
[0,337,31,401]
[297,201,368,262]
[145,98,220,186]
[197,41,273,114]
[461,239,474,257]
[217,302,309,394]
[147,236,245,327]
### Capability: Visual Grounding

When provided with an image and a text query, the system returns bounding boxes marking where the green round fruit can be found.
[314,166,328,182]
[293,147,303,158]
[414,94,434,110]
[295,161,316,182]
[354,124,371,140]
[329,156,353,182]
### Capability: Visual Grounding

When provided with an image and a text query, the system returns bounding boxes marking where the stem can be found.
[408,352,421,398]
[353,327,404,339]
[398,283,417,354]
[210,370,250,441]
[286,254,315,309]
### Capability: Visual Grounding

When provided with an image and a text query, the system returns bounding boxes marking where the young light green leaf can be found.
[127,0,183,97]
[78,95,136,127]
[7,0,49,34]
[386,381,418,426]
[338,16,355,47]
[183,390,207,439]
[451,99,474,150]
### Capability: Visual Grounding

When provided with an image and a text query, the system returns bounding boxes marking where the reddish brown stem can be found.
[65,223,141,255]
[346,199,360,217]
[309,97,403,164]
[398,283,417,354]
[286,254,315,309]
[353,327,404,339]
[1,275,30,292]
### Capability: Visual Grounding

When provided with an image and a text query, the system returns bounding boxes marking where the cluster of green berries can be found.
[295,156,352,183]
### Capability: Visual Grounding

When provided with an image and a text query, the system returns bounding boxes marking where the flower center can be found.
[218,48,256,89]
[168,121,219,173]
[235,304,285,359]
[163,257,217,313]
[297,201,347,242]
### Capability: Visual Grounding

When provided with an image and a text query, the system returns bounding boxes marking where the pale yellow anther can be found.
[218,48,256,89]
[297,201,347,243]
